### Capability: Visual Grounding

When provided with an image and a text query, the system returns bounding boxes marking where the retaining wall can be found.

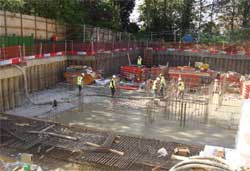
[68,50,140,76]
[0,56,67,112]
[154,51,250,74]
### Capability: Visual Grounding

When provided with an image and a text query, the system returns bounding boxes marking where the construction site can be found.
[1,2,250,171]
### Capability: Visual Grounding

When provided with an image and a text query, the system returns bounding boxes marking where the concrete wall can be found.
[154,51,250,74]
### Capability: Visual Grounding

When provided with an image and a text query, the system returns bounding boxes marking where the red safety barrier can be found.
[120,65,148,83]
[0,46,22,60]
[240,81,250,99]
[0,46,23,66]
[9,40,250,67]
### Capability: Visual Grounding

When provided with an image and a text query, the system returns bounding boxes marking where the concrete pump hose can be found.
[171,164,230,171]
[13,65,58,106]
[190,156,231,167]
[84,94,155,100]
[13,64,35,104]
[169,157,233,171]
[169,159,232,171]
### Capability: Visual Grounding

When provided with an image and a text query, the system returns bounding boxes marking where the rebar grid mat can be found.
[0,113,203,170]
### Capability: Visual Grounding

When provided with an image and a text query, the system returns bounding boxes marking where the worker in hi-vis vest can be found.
[159,74,166,96]
[77,73,85,96]
[152,77,160,97]
[109,75,116,98]
[137,56,142,66]
[177,77,185,99]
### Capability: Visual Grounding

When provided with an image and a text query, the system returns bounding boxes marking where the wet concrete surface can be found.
[55,93,237,148]
[7,83,238,148]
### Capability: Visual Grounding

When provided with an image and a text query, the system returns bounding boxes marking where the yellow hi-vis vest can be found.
[77,76,83,86]
[152,80,158,90]
[137,57,142,65]
[160,77,166,88]
[109,79,116,88]
[177,81,185,91]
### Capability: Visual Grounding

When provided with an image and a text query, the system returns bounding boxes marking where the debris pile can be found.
[0,159,43,171]
[64,65,101,85]
[220,71,241,94]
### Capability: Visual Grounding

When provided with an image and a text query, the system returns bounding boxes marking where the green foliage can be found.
[229,29,250,43]
[139,0,195,41]
[0,0,24,12]
[0,35,34,47]
[199,34,229,44]
[113,0,135,31]
[127,23,140,34]
[238,0,250,28]
[180,0,195,35]
[0,0,135,31]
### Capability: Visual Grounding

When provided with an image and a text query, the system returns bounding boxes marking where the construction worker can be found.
[152,77,160,97]
[51,99,58,121]
[213,78,219,94]
[159,74,166,96]
[109,75,116,98]
[177,77,185,99]
[137,56,142,66]
[77,73,85,96]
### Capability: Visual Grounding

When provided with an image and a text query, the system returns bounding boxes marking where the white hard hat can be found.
[178,77,182,81]
[156,77,160,81]
[112,75,116,78]
[81,73,85,76]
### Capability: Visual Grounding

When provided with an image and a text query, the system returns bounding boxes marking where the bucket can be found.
[23,163,30,171]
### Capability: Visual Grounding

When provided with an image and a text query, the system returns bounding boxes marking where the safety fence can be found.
[2,40,250,67]
[147,42,250,56]
[0,41,145,66]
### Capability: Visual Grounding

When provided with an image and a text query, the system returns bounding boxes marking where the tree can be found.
[216,0,241,32]
[111,0,135,31]
[0,0,24,12]
[127,23,139,33]
[180,0,195,35]
[238,0,250,28]
[1,0,136,31]
[139,0,192,41]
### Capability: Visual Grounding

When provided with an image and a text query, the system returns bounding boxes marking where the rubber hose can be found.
[190,156,231,167]
[171,160,231,171]
[172,164,230,171]
[14,65,68,106]
[169,158,232,171]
